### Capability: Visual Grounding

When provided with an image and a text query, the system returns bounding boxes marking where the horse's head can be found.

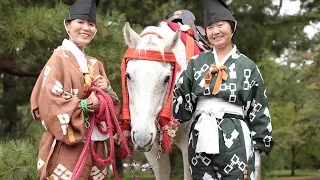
[122,22,186,152]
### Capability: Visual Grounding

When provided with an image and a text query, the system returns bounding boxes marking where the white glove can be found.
[255,150,261,170]
[254,150,261,180]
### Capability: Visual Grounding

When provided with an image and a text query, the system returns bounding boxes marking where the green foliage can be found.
[86,10,142,96]
[0,0,319,176]
[0,139,38,180]
[259,45,320,174]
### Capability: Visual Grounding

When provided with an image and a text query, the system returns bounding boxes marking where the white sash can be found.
[193,97,244,154]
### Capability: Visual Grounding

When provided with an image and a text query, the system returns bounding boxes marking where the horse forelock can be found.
[136,26,166,59]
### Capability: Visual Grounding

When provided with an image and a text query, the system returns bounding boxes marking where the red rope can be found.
[72,87,131,180]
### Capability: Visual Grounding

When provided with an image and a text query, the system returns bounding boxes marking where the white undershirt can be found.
[212,45,237,67]
[61,39,89,73]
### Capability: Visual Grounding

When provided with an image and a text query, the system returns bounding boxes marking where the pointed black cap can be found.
[204,0,235,28]
[65,0,99,24]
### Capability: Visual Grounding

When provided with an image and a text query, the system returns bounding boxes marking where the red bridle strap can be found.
[140,32,164,39]
[120,48,181,153]
[121,48,180,120]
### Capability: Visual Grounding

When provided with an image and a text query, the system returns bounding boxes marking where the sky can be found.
[272,0,319,64]
[273,0,320,39]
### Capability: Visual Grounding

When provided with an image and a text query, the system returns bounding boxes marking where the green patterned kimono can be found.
[173,46,273,180]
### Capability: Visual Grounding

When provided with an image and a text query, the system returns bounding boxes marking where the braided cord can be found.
[80,99,90,128]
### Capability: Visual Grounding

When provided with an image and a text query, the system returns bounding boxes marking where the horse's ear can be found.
[165,29,180,52]
[123,22,140,48]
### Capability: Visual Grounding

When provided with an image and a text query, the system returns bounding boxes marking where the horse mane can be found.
[135,22,177,59]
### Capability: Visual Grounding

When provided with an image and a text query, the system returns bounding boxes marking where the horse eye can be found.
[164,75,170,84]
[126,73,131,80]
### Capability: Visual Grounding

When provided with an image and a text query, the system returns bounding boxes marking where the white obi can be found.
[193,97,244,154]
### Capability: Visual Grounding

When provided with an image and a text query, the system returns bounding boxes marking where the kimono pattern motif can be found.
[30,48,119,180]
[173,48,273,179]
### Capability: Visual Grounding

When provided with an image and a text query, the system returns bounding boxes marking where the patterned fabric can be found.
[30,46,120,179]
[173,47,273,179]
[188,117,255,180]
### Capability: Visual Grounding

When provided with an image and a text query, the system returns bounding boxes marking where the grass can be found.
[107,169,320,180]
[267,169,320,180]
[108,169,184,180]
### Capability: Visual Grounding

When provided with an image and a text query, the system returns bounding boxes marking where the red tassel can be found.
[161,120,180,153]
[119,120,132,159]
[161,131,172,153]
[119,135,132,159]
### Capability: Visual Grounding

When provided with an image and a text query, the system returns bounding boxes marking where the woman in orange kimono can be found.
[30,0,120,179]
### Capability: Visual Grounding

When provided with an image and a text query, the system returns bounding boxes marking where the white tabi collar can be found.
[212,44,237,67]
[61,39,89,73]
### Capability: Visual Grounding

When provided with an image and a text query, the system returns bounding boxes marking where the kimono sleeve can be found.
[30,51,85,145]
[96,61,120,118]
[243,65,274,155]
[172,59,196,122]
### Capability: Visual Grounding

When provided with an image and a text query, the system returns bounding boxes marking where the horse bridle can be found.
[120,32,181,152]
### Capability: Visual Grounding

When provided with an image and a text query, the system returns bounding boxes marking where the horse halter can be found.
[120,32,181,153]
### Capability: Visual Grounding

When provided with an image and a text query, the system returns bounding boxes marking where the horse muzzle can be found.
[132,131,154,152]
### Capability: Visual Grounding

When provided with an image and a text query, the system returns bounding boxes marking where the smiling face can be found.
[65,19,97,48]
[206,20,233,49]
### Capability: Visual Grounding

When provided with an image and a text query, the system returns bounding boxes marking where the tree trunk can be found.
[1,74,18,138]
[291,145,296,176]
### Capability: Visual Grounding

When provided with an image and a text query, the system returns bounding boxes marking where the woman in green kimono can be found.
[172,0,274,179]
[30,0,120,179]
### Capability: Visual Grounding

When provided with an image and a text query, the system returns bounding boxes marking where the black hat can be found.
[65,0,99,24]
[167,10,196,27]
[203,0,236,28]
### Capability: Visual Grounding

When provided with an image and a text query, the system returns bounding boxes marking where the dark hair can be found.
[65,20,72,25]
[228,21,236,44]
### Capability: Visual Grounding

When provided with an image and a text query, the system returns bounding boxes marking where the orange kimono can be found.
[30,41,120,180]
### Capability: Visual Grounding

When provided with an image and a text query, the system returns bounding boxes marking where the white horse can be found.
[122,21,193,180]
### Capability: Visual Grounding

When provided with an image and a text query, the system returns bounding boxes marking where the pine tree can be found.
[0,1,138,137]
[0,139,38,179]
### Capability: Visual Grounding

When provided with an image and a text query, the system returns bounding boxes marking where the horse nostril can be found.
[146,133,153,147]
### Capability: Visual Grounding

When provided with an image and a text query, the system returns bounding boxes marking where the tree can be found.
[260,46,320,176]
[99,0,320,62]
[0,1,70,137]
[0,139,38,179]
[0,1,135,137]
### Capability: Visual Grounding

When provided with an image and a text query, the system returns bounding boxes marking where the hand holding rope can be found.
[72,86,132,180]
